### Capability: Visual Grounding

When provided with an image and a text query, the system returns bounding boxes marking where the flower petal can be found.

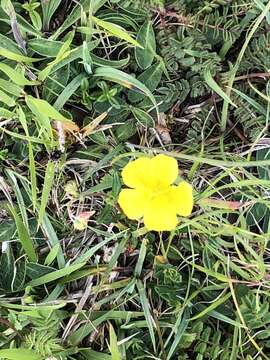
[143,195,178,231]
[150,154,178,187]
[121,154,179,190]
[118,188,151,220]
[121,157,152,189]
[175,181,193,216]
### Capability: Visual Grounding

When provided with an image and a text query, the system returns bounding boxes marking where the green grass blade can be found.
[28,262,86,287]
[8,205,37,262]
[109,323,122,360]
[38,160,55,225]
[136,279,156,352]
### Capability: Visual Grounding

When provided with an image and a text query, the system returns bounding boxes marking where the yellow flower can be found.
[118,154,193,231]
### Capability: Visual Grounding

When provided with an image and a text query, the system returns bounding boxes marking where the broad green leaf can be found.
[81,40,93,74]
[26,262,55,279]
[0,33,23,54]
[135,20,156,69]
[0,107,14,118]
[38,31,75,81]
[131,107,154,127]
[26,95,70,122]
[0,47,41,62]
[257,148,270,180]
[94,66,156,107]
[0,89,16,106]
[0,78,22,97]
[204,68,236,107]
[28,38,69,57]
[0,63,38,86]
[92,16,142,48]
[38,160,55,225]
[8,205,37,262]
[42,64,70,103]
[0,348,42,360]
[80,349,111,360]
[128,62,163,103]
[25,96,53,142]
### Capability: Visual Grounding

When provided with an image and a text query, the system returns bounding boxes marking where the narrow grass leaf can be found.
[231,87,266,115]
[38,160,55,225]
[167,309,190,360]
[8,205,37,262]
[134,238,147,277]
[204,68,236,107]
[0,108,14,118]
[54,73,86,110]
[17,106,37,210]
[109,324,121,360]
[41,0,62,30]
[41,213,65,268]
[190,292,231,320]
[5,169,29,229]
[92,16,142,48]
[28,262,86,287]
[136,279,156,352]
[44,243,60,266]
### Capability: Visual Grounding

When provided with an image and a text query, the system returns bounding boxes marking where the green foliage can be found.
[0,0,270,359]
